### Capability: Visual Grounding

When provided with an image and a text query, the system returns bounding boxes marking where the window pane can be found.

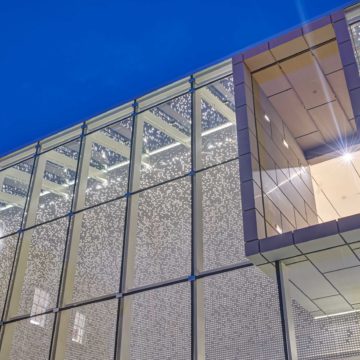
[84,118,132,208]
[36,139,81,224]
[0,158,34,237]
[55,299,118,360]
[66,198,126,304]
[0,313,54,359]
[204,266,286,360]
[132,177,191,288]
[127,282,191,360]
[0,234,18,316]
[202,160,246,270]
[199,75,237,168]
[8,217,68,318]
[139,94,191,190]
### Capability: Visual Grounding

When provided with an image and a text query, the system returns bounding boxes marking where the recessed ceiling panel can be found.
[327,69,355,120]
[269,89,318,138]
[308,100,353,142]
[280,52,335,109]
[252,64,291,97]
[312,41,342,75]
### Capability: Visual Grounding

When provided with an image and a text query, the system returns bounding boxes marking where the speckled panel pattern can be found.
[0,235,18,316]
[132,177,192,288]
[6,313,55,360]
[293,300,360,359]
[62,299,118,360]
[204,266,286,360]
[69,198,126,303]
[0,158,34,237]
[128,282,191,360]
[14,217,69,318]
[202,159,245,270]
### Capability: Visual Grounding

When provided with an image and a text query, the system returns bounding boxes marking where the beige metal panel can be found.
[296,131,325,151]
[308,100,353,142]
[269,89,318,138]
[280,52,335,110]
[252,64,291,97]
[245,50,276,71]
[327,69,354,120]
[312,41,342,75]
[304,24,336,47]
[271,36,308,61]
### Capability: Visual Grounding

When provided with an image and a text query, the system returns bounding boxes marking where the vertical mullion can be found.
[115,101,143,360]
[0,144,38,335]
[0,142,47,358]
[49,124,90,360]
[191,76,206,360]
[276,261,298,360]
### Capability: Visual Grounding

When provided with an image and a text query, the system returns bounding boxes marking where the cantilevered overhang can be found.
[247,214,360,317]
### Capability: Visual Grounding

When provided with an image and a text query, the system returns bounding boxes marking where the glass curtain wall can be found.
[0,60,287,360]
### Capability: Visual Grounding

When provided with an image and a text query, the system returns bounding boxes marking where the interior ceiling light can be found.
[282,139,289,149]
[275,224,283,234]
[264,114,270,122]
[342,152,353,163]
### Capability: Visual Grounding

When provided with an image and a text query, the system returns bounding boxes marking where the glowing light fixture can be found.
[342,152,353,163]
[314,309,360,320]
[275,224,283,234]
[282,139,289,149]
[264,114,270,123]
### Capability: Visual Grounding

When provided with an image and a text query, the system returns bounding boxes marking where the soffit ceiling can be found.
[248,24,356,154]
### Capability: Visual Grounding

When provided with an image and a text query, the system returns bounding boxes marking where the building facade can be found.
[1,3,360,360]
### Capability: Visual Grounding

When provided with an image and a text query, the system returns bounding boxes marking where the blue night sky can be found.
[0,0,354,156]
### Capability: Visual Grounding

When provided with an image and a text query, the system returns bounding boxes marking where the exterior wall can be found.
[1,4,360,360]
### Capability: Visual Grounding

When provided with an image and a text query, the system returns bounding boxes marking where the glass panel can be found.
[0,234,18,316]
[56,299,118,360]
[9,217,68,318]
[199,75,237,168]
[66,198,126,304]
[0,158,34,237]
[204,266,286,360]
[36,139,81,224]
[139,93,191,190]
[132,177,191,288]
[0,313,54,359]
[84,118,132,208]
[202,160,246,270]
[128,282,191,360]
[349,19,360,73]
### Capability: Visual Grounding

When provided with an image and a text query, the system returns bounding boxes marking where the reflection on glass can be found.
[36,139,81,224]
[199,75,237,168]
[0,158,34,237]
[139,93,191,189]
[30,287,50,327]
[58,300,118,360]
[0,313,54,360]
[9,217,68,318]
[84,118,132,208]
